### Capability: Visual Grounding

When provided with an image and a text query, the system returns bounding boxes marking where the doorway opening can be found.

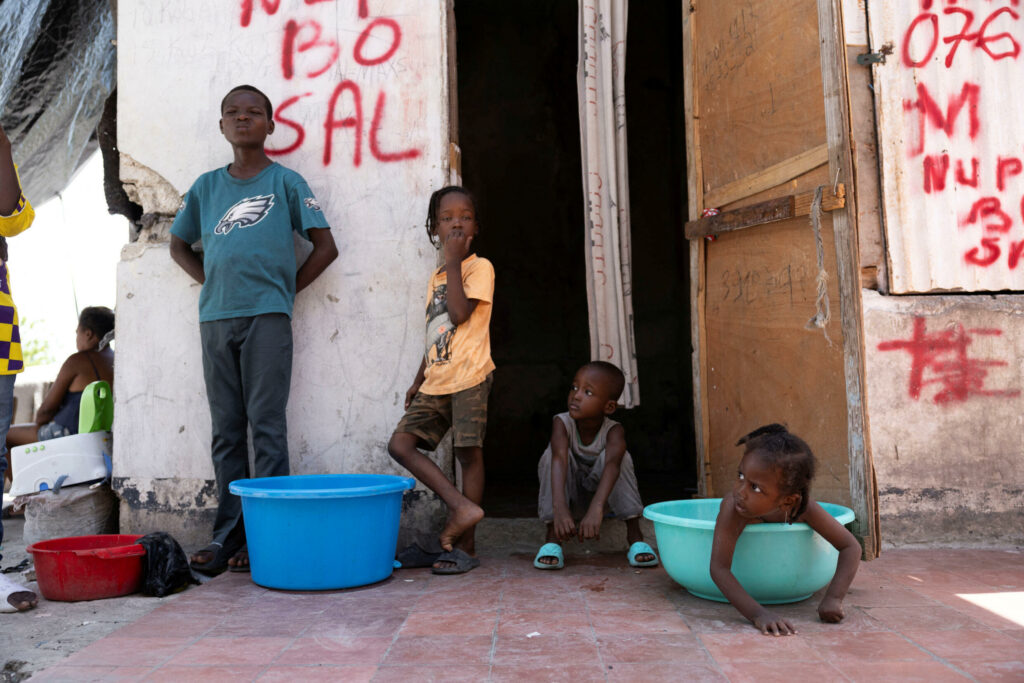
[454,0,693,516]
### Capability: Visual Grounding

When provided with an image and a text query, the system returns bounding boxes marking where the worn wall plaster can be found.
[864,290,1024,545]
[114,1,452,549]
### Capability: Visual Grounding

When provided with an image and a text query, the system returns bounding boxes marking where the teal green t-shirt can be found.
[171,163,329,323]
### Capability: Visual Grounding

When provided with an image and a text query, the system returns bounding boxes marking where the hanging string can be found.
[806,185,833,347]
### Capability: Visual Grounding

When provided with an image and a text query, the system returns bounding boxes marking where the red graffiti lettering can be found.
[1009,239,1024,268]
[903,6,1020,68]
[923,154,949,193]
[369,91,421,162]
[997,157,1023,191]
[359,0,369,18]
[266,92,313,156]
[977,7,1022,61]
[240,0,281,28]
[354,18,402,66]
[903,13,939,67]
[955,158,979,187]
[904,81,981,156]
[965,236,1002,265]
[963,197,1013,233]
[323,81,362,167]
[282,20,339,80]
[877,316,1020,404]
[942,8,977,68]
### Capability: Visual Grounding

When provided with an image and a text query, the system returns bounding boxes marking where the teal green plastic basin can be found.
[643,498,855,604]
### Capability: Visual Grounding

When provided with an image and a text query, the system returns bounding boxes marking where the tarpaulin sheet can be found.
[0,0,116,205]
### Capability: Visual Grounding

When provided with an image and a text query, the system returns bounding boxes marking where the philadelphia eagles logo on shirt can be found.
[303,197,321,211]
[213,195,275,235]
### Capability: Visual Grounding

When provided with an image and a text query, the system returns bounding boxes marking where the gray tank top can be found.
[555,412,619,467]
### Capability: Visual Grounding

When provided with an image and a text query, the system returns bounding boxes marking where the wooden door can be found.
[683,0,879,555]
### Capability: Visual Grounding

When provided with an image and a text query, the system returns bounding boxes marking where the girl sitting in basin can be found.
[710,424,860,636]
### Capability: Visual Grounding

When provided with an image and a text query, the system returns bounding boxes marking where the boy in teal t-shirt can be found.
[170,85,338,574]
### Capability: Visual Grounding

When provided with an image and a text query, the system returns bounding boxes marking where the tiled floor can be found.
[31,548,1024,682]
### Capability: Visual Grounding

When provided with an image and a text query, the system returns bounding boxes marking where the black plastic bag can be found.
[136,532,199,597]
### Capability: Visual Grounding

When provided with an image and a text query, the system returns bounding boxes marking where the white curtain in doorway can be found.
[577,0,639,408]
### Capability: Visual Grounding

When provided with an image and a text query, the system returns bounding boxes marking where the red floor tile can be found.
[371,665,492,682]
[698,632,825,663]
[29,666,122,682]
[804,630,932,663]
[717,661,847,683]
[496,609,593,636]
[491,632,598,666]
[25,549,1024,681]
[605,661,728,682]
[955,659,1024,682]
[382,635,493,666]
[684,613,756,634]
[164,636,291,667]
[596,633,710,663]
[398,609,498,636]
[258,665,377,681]
[903,628,1024,661]
[302,609,410,637]
[272,635,392,667]
[146,665,265,681]
[843,584,940,608]
[865,604,990,631]
[490,663,607,682]
[113,612,216,639]
[61,636,193,668]
[840,659,972,682]
[588,606,691,634]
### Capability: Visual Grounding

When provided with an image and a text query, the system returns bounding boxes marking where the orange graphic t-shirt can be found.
[419,254,495,395]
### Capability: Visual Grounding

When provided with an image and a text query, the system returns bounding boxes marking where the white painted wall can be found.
[114,0,450,542]
[864,290,1024,545]
[870,0,1024,292]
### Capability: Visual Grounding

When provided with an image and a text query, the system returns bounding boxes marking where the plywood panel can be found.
[695,0,827,197]
[703,172,852,507]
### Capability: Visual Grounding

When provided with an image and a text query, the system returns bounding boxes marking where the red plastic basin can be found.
[27,534,146,601]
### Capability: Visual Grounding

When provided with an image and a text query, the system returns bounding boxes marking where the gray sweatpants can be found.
[537,447,644,522]
[200,313,292,548]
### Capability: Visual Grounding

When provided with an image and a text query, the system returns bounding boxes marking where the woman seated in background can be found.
[5,306,114,464]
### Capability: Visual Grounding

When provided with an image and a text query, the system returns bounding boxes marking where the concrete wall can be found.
[864,290,1024,546]
[113,1,450,547]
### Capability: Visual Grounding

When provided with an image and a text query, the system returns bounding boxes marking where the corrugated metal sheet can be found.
[870,1,1024,293]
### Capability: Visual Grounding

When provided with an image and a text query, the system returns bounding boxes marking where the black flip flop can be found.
[395,543,442,569]
[189,543,225,575]
[430,548,480,575]
[228,545,250,573]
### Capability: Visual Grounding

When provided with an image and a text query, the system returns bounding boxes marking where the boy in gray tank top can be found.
[535,361,659,569]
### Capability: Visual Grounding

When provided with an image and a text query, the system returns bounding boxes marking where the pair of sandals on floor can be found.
[533,541,659,570]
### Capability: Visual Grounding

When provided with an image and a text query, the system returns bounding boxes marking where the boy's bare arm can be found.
[549,417,575,541]
[578,424,626,540]
[296,227,338,293]
[404,358,427,409]
[442,230,477,325]
[0,125,21,216]
[169,235,205,284]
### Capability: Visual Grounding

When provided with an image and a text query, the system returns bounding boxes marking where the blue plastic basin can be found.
[643,498,855,604]
[229,474,415,590]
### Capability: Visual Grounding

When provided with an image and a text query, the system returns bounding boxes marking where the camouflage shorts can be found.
[395,373,493,450]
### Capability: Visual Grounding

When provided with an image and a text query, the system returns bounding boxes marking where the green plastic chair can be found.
[78,380,113,434]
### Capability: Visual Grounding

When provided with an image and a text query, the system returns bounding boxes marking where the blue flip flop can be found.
[533,542,564,570]
[627,541,659,567]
